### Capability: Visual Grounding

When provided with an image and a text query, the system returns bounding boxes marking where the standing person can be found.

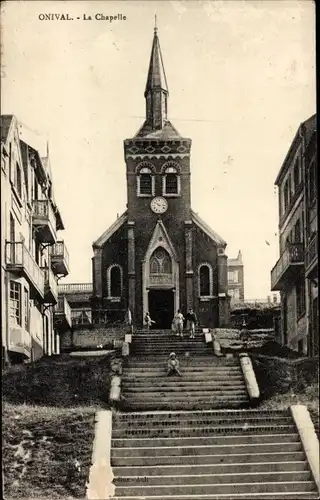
[167,352,182,377]
[173,310,184,338]
[125,308,133,333]
[186,308,197,339]
[144,312,155,331]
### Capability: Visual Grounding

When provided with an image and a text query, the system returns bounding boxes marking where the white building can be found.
[1,115,71,365]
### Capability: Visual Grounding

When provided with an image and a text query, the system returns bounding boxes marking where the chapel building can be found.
[91,28,229,329]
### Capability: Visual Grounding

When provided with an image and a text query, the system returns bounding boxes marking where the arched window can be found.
[162,164,181,196]
[137,166,155,197]
[150,248,172,275]
[198,263,213,297]
[107,264,123,299]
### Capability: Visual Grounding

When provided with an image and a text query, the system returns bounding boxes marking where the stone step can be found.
[113,409,291,421]
[122,385,247,393]
[121,376,244,385]
[113,460,308,477]
[122,393,249,410]
[131,343,211,346]
[127,354,237,360]
[114,470,311,487]
[130,345,212,359]
[121,401,251,411]
[122,379,246,385]
[111,449,305,467]
[113,416,292,430]
[126,360,237,366]
[124,367,242,373]
[122,389,248,397]
[111,441,302,458]
[132,348,209,352]
[122,393,249,401]
[113,479,316,496]
[112,433,300,448]
[112,425,295,439]
[132,339,207,343]
[133,330,205,341]
[109,492,320,499]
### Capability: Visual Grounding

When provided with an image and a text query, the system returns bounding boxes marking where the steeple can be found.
[144,21,169,130]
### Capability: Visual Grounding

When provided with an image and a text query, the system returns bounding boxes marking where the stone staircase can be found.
[107,328,319,499]
[121,330,249,411]
[111,408,319,499]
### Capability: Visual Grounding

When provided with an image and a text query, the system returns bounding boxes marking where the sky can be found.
[1,0,316,299]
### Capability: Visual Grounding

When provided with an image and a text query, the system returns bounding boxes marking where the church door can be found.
[148,290,174,329]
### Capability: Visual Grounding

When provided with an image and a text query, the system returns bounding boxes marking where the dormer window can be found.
[162,165,181,197]
[137,166,155,197]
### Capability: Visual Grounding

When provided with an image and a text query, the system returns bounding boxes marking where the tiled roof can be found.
[92,211,128,248]
[191,209,226,247]
[0,114,14,143]
[134,120,181,139]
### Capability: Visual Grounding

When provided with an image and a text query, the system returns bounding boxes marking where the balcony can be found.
[50,240,70,276]
[58,283,93,294]
[41,266,58,304]
[54,296,72,330]
[5,241,44,298]
[32,200,57,244]
[58,282,93,303]
[271,243,304,291]
[306,233,318,278]
[8,325,32,358]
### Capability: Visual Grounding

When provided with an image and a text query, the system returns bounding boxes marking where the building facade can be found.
[1,115,70,365]
[271,114,318,355]
[227,250,244,303]
[90,29,230,329]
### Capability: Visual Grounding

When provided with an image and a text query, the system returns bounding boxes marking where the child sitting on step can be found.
[167,352,182,377]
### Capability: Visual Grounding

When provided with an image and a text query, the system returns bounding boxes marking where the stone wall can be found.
[60,326,128,351]
[251,354,319,399]
[213,328,275,352]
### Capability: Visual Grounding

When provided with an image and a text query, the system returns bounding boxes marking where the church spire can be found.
[144,22,168,130]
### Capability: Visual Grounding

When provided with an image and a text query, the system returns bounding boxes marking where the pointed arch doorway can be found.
[142,221,179,329]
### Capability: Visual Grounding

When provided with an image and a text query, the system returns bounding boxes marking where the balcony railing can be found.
[32,200,57,244]
[58,283,93,294]
[42,266,58,304]
[271,243,304,291]
[50,240,70,276]
[306,233,318,276]
[54,296,72,329]
[5,241,44,298]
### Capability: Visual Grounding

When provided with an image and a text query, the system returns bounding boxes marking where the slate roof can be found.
[145,28,168,96]
[191,210,227,247]
[134,120,182,139]
[1,114,14,143]
[92,211,128,248]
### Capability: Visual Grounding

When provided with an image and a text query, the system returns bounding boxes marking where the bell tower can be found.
[123,26,192,322]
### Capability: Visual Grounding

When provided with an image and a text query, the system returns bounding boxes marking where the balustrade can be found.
[5,241,44,297]
[271,243,304,291]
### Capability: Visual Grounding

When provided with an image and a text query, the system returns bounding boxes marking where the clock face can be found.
[150,196,168,214]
